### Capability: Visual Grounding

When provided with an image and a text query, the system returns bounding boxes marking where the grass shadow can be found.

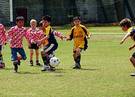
[80,68,99,71]
[17,71,39,75]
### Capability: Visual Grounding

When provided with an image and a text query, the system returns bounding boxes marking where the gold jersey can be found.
[69,24,90,49]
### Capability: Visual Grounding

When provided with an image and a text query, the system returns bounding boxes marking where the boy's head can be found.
[119,18,132,32]
[42,15,51,27]
[39,20,44,30]
[16,16,24,28]
[30,19,37,29]
[73,16,81,26]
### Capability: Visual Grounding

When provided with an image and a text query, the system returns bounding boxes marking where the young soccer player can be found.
[66,16,91,69]
[7,16,27,72]
[0,24,6,68]
[120,18,135,76]
[38,15,64,71]
[26,19,44,66]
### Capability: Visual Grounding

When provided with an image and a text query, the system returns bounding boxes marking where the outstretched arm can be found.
[120,32,131,44]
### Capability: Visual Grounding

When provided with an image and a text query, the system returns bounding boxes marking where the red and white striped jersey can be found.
[0,24,6,45]
[7,26,27,48]
[26,28,44,43]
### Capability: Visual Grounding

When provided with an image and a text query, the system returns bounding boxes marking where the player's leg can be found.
[35,49,40,66]
[0,45,5,68]
[41,44,57,71]
[11,48,18,72]
[41,50,50,71]
[73,48,82,69]
[18,48,27,60]
[30,49,34,66]
[0,45,3,64]
[130,52,135,76]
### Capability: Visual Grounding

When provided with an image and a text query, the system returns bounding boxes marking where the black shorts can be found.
[43,43,58,54]
[29,43,39,50]
[0,45,2,51]
[132,52,135,58]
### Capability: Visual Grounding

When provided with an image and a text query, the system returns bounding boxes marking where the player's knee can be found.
[41,51,45,56]
[13,61,18,65]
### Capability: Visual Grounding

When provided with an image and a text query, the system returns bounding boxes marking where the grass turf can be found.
[0,26,135,97]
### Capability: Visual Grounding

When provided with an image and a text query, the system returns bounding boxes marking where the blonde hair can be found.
[30,19,37,24]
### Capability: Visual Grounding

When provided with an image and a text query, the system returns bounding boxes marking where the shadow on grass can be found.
[79,68,99,71]
[17,72,39,75]
[4,68,13,70]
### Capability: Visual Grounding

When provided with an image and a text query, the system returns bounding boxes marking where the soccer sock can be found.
[0,54,3,63]
[41,54,49,66]
[77,55,81,64]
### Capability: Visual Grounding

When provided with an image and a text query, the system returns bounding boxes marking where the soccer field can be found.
[0,26,135,97]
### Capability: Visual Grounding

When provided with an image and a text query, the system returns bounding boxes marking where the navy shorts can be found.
[11,48,27,61]
[43,43,58,54]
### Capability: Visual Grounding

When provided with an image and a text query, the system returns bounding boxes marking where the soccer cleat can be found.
[30,60,33,66]
[36,60,41,66]
[130,72,135,76]
[73,63,81,69]
[41,65,50,71]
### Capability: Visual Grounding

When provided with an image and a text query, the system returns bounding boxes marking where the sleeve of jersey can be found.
[53,31,63,38]
[7,27,14,42]
[84,26,90,36]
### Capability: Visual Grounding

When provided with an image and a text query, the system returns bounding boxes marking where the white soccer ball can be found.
[49,57,60,67]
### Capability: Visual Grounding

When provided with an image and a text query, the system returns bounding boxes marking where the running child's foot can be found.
[30,60,33,66]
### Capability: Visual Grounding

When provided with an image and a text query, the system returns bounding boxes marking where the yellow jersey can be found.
[69,24,90,49]
[42,25,52,45]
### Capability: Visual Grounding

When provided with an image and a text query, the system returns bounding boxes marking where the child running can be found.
[66,16,91,69]
[26,19,44,66]
[120,18,135,76]
[38,15,64,71]
[0,23,6,68]
[7,16,27,72]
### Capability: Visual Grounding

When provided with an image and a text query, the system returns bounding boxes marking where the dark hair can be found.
[119,18,132,28]
[42,15,51,22]
[39,21,43,27]
[16,16,24,22]
[73,16,81,21]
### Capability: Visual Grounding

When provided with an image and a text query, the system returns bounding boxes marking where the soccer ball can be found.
[49,57,60,67]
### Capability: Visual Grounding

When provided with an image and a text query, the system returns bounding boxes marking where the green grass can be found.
[0,26,135,97]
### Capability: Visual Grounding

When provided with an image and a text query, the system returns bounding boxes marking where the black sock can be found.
[0,54,3,63]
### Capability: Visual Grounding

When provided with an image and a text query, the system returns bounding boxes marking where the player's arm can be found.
[82,26,91,39]
[120,32,131,44]
[53,31,65,40]
[66,28,73,41]
[36,35,48,46]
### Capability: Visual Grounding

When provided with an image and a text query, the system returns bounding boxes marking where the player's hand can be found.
[120,40,124,44]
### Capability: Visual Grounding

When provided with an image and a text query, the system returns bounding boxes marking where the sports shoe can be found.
[36,60,41,66]
[130,72,135,76]
[30,60,33,66]
[41,65,50,71]
[73,63,81,69]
